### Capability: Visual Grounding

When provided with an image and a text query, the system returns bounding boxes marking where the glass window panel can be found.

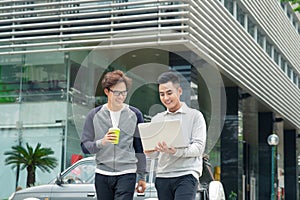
[292,20,296,28]
[287,11,291,19]
[77,1,111,13]
[281,58,286,72]
[24,52,66,102]
[224,0,234,15]
[0,65,21,103]
[287,65,292,78]
[21,64,67,102]
[22,127,63,184]
[0,129,18,198]
[247,19,255,38]
[237,5,245,27]
[293,72,298,85]
[266,40,272,57]
[274,49,279,65]
[160,1,183,28]
[257,29,265,48]
[0,52,67,103]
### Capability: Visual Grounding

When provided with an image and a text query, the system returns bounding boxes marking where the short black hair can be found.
[157,71,180,86]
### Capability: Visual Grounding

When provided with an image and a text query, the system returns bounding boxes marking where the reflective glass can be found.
[0,53,67,103]
[266,40,272,57]
[287,65,292,79]
[62,162,95,184]
[281,58,286,72]
[293,71,297,85]
[237,5,245,27]
[247,19,255,38]
[224,0,234,15]
[274,49,279,65]
[0,65,20,103]
[0,51,68,194]
[257,29,265,48]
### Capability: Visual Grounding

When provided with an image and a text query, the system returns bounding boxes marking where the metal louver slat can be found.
[0,0,189,53]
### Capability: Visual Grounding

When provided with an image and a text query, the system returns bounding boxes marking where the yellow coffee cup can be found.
[109,127,120,144]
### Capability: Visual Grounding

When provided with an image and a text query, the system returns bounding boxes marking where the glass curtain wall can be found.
[0,51,68,198]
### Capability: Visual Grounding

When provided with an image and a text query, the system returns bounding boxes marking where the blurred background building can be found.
[0,0,299,199]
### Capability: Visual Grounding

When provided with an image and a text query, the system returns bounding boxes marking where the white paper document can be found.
[138,119,189,151]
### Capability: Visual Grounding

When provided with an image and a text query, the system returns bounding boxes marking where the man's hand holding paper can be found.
[138,119,188,151]
[155,141,176,154]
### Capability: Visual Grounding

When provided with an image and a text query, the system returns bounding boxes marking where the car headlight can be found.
[8,192,15,200]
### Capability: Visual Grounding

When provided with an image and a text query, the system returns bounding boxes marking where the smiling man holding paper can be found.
[145,71,207,200]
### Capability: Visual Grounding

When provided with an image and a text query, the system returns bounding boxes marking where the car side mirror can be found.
[55,173,63,186]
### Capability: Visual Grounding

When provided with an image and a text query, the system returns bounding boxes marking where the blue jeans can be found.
[95,173,136,200]
[155,174,198,200]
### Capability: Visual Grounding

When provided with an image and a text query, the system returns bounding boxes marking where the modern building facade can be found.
[0,0,299,199]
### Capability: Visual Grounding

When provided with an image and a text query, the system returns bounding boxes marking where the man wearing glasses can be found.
[81,70,147,200]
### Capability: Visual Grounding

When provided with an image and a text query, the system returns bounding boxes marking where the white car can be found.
[9,157,158,200]
[9,156,224,200]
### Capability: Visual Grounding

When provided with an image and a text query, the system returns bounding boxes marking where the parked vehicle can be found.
[9,156,157,200]
[9,156,225,200]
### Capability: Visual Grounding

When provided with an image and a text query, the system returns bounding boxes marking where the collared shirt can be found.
[150,102,207,179]
[166,105,183,114]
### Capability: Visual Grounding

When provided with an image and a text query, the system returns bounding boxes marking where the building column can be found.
[258,112,274,199]
[242,96,259,200]
[284,129,299,200]
[221,87,239,197]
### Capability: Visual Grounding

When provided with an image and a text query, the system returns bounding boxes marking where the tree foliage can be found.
[281,0,300,12]
[4,143,58,187]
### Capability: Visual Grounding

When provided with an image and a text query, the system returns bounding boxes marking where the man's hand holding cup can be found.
[101,127,120,145]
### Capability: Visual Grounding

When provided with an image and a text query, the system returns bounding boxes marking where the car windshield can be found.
[61,161,95,184]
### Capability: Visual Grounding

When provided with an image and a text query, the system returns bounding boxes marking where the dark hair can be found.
[157,71,180,86]
[101,70,132,90]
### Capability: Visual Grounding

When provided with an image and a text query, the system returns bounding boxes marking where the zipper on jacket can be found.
[113,144,116,172]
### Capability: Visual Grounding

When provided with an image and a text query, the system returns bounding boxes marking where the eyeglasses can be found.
[108,88,128,96]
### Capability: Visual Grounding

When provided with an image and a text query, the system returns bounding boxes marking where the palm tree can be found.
[4,142,58,187]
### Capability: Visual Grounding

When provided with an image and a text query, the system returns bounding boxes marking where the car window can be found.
[62,161,95,184]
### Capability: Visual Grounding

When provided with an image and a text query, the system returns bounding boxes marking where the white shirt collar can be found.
[165,102,186,114]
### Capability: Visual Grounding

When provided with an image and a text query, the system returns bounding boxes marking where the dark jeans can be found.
[95,173,136,200]
[155,174,198,200]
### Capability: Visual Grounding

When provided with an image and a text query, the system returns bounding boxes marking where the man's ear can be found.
[104,88,109,96]
[178,87,183,96]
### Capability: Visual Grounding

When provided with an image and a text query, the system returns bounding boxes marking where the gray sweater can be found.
[81,104,146,179]
[150,102,207,179]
